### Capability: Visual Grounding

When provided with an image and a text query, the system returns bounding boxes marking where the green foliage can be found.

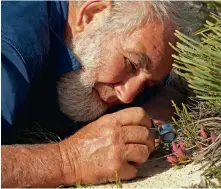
[201,1,221,17]
[171,101,198,147]
[170,14,221,113]
[170,13,221,188]
[202,163,221,188]
[115,170,123,188]
[21,123,62,144]
[75,183,83,188]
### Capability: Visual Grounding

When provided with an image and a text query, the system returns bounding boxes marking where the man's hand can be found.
[1,107,154,188]
[59,107,155,185]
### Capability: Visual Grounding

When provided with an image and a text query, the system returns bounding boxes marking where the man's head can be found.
[57,1,199,122]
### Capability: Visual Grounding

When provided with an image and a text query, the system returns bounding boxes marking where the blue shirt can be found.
[1,1,166,143]
[1,1,81,134]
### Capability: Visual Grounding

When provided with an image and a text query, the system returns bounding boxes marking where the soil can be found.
[88,158,204,188]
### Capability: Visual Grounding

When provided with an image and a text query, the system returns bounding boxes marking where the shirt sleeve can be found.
[1,38,30,132]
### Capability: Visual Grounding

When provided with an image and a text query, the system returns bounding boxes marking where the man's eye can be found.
[124,57,137,72]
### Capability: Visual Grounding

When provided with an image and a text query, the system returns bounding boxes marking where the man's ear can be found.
[76,0,112,32]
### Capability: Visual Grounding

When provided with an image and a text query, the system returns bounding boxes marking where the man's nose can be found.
[114,77,146,104]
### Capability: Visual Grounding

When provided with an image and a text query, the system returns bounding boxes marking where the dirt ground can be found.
[88,158,204,188]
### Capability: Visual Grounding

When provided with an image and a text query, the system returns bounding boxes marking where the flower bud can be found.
[174,148,185,158]
[178,140,185,151]
[211,131,217,142]
[172,142,179,152]
[200,127,208,139]
[167,155,178,165]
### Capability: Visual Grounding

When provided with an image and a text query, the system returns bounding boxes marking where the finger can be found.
[107,163,137,183]
[122,126,155,152]
[123,144,150,165]
[121,126,150,145]
[118,162,138,180]
[112,107,152,128]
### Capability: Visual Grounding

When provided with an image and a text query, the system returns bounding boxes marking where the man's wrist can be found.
[58,139,79,186]
[1,143,72,188]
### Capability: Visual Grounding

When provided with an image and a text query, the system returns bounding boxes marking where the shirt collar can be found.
[48,1,81,77]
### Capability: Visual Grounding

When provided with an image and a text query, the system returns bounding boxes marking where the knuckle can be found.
[134,107,147,122]
[100,115,120,134]
[139,145,149,162]
[120,132,126,143]
[110,114,121,126]
[110,129,121,145]
[112,145,122,161]
[120,127,127,142]
[141,127,150,140]
[135,107,146,117]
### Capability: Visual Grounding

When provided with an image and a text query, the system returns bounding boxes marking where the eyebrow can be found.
[136,52,152,71]
[124,47,152,71]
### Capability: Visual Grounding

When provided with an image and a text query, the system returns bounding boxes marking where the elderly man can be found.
[1,1,192,187]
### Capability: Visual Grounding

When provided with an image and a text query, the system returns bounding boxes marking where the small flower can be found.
[178,140,185,151]
[172,142,179,152]
[168,141,188,165]
[200,127,208,139]
[174,148,185,158]
[167,155,178,165]
[211,131,218,142]
[197,143,203,151]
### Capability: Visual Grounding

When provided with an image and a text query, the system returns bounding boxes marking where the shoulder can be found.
[1,1,50,60]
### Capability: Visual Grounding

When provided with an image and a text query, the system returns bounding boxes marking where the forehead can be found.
[123,19,176,59]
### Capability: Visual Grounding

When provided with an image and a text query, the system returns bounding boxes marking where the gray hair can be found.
[59,1,202,122]
[72,1,202,35]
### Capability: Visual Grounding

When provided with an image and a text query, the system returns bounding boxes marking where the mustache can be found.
[57,69,107,122]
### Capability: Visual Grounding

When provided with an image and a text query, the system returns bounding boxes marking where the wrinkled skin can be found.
[59,2,177,186]
[59,18,177,122]
[59,107,155,184]
[1,2,180,188]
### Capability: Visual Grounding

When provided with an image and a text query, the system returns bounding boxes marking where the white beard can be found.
[57,30,108,122]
